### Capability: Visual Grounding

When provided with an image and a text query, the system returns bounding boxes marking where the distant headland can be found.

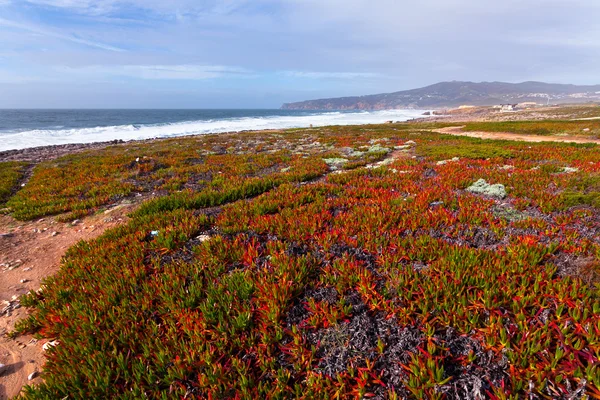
[281,80,600,110]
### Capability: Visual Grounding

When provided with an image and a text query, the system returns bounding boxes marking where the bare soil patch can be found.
[0,203,136,399]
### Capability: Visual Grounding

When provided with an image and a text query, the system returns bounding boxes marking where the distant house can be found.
[500,104,517,112]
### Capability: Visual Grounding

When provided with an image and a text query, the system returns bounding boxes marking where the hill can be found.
[281,81,600,110]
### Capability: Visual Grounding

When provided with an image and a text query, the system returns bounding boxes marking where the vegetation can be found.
[4,124,600,398]
[463,120,600,136]
[0,161,27,205]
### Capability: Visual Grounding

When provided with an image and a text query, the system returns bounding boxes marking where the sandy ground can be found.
[432,126,600,144]
[0,203,136,399]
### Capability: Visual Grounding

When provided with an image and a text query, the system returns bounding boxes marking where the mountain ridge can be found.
[281,81,600,110]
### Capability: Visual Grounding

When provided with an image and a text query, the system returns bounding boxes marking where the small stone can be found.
[405,140,417,146]
[436,157,459,165]
[28,371,38,380]
[196,234,211,242]
[71,219,81,226]
[51,231,59,237]
[0,233,13,238]
[562,167,579,174]
[42,340,59,351]
[20,279,30,283]
[22,267,32,272]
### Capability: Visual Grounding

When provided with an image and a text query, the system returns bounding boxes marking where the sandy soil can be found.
[0,203,136,399]
[432,126,600,144]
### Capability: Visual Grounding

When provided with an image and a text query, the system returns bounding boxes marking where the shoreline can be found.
[2,103,599,162]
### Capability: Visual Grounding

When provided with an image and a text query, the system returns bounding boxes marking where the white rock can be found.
[42,340,59,351]
[196,234,211,242]
[28,371,38,380]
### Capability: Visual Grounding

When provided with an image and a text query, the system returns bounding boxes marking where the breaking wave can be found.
[0,109,427,151]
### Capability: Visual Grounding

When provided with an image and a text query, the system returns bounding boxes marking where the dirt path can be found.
[0,202,137,399]
[432,126,600,144]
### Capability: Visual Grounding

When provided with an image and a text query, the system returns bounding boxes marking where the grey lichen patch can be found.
[492,204,528,222]
[323,158,349,170]
[349,151,366,158]
[466,179,507,199]
[367,144,391,154]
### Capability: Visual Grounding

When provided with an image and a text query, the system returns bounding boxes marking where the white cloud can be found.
[281,71,380,79]
[0,17,125,51]
[58,64,254,80]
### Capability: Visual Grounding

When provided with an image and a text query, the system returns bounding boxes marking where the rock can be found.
[71,219,81,226]
[42,340,59,351]
[22,267,32,272]
[429,201,444,208]
[51,231,59,237]
[583,128,590,132]
[0,363,5,375]
[28,371,38,380]
[466,179,507,199]
[500,165,514,170]
[196,234,211,242]
[422,111,431,116]
[405,140,417,146]
[150,230,159,237]
[0,233,13,238]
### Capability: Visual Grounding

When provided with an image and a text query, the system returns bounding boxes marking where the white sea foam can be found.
[0,109,428,151]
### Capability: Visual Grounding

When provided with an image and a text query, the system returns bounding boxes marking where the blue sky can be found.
[0,0,598,108]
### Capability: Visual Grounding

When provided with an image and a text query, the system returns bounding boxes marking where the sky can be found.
[0,0,599,108]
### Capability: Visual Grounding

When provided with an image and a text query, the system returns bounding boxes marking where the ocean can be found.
[0,109,428,152]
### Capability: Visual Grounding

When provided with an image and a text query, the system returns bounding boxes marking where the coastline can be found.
[2,103,599,164]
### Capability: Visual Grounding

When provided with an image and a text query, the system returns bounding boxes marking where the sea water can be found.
[0,109,428,151]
